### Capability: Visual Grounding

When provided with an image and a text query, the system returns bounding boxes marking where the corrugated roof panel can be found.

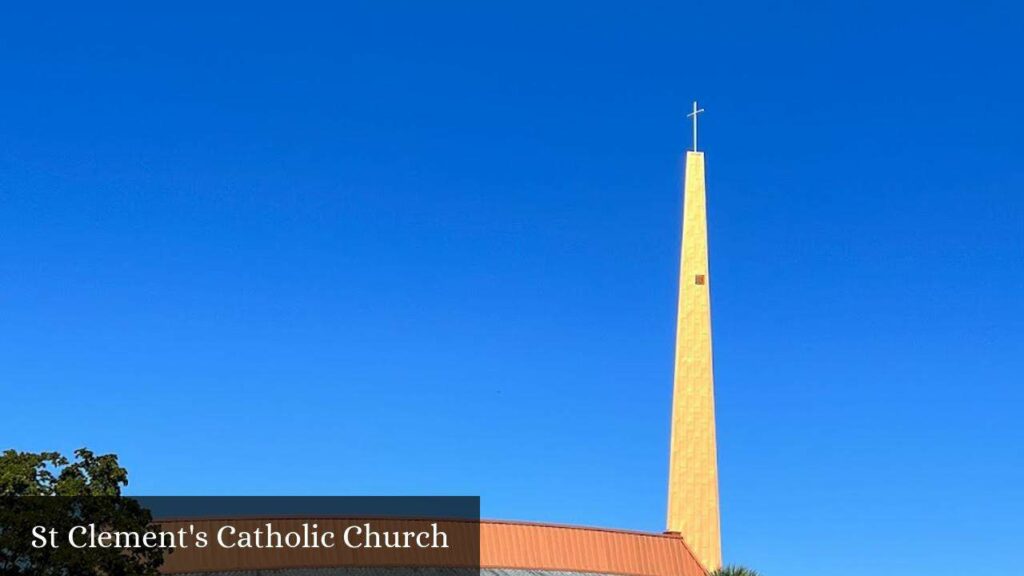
[156,519,707,576]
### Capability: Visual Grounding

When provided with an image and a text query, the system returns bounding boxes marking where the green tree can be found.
[710,566,761,576]
[0,448,164,575]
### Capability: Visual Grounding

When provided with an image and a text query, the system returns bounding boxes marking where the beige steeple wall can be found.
[666,151,722,571]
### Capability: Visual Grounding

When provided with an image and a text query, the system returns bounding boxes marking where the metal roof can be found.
[157,519,708,576]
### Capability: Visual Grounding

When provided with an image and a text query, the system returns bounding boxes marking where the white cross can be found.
[687,101,705,152]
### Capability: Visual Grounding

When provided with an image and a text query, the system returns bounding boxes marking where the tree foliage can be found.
[0,448,164,575]
[710,566,761,576]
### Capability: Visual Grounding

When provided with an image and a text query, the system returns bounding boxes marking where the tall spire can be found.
[666,107,722,570]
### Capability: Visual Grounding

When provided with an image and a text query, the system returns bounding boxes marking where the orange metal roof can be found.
[156,518,708,576]
[480,520,707,576]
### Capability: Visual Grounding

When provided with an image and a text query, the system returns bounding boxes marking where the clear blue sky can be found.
[2,2,1021,575]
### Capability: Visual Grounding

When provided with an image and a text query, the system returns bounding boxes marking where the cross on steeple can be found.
[687,101,705,152]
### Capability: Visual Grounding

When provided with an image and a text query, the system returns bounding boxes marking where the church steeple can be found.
[666,103,722,570]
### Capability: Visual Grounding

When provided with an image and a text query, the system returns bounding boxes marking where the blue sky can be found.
[2,2,1022,575]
